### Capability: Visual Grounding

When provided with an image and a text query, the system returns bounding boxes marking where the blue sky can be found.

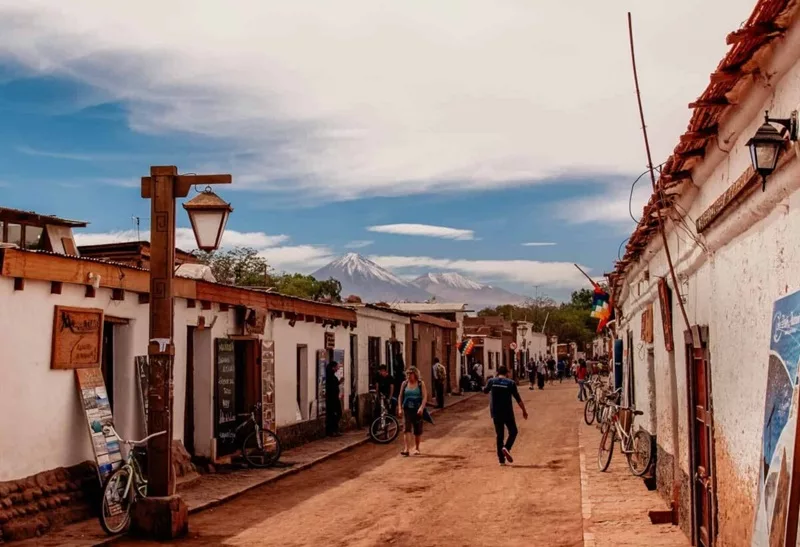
[0,1,755,300]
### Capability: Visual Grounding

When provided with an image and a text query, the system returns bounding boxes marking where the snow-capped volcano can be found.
[312,253,430,303]
[413,272,525,309]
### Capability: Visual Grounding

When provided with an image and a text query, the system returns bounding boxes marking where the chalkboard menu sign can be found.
[215,339,237,451]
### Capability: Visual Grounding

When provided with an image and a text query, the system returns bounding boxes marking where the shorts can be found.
[403,407,423,435]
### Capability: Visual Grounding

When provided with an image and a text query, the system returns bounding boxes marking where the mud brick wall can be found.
[277,410,354,451]
[0,462,99,543]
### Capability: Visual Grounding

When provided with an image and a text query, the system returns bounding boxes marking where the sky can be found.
[0,0,756,300]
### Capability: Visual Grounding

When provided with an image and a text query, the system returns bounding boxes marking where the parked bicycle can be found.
[99,427,165,534]
[597,401,653,476]
[368,390,400,444]
[230,402,282,468]
[583,376,604,425]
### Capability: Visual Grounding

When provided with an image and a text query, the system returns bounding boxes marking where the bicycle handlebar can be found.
[103,425,167,446]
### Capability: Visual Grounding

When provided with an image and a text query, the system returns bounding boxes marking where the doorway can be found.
[234,340,260,417]
[686,327,716,547]
[368,336,381,386]
[184,326,196,455]
[626,330,636,407]
[297,345,309,420]
[350,335,358,415]
[101,322,115,412]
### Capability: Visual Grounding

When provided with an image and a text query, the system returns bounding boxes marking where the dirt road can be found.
[114,383,584,547]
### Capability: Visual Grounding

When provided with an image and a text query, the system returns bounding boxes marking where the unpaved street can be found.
[115,384,584,547]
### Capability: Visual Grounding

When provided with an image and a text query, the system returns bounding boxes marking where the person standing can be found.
[576,360,589,402]
[537,359,546,390]
[325,360,343,437]
[399,367,428,456]
[433,357,447,409]
[483,365,528,465]
[526,359,536,390]
[557,359,565,383]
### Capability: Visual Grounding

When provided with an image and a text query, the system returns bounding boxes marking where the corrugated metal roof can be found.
[391,302,470,313]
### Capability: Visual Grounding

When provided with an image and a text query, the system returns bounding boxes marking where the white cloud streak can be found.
[367,224,474,240]
[522,242,556,247]
[369,255,589,289]
[0,0,755,199]
[344,240,374,249]
[554,177,651,229]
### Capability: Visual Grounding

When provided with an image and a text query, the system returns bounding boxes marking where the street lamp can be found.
[133,166,231,540]
[746,110,797,191]
[518,324,529,338]
[183,188,233,252]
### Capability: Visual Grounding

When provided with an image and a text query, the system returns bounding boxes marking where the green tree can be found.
[196,247,272,287]
[569,288,594,310]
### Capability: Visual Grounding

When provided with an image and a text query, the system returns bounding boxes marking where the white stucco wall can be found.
[614,19,800,543]
[353,308,409,394]
[482,337,502,375]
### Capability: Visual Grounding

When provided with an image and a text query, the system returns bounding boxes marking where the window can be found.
[488,352,494,370]
[24,226,44,250]
[6,223,21,246]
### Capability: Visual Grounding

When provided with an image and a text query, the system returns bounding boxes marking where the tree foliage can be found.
[479,286,605,347]
[196,247,342,302]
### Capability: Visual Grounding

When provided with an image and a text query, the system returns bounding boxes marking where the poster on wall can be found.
[752,290,800,545]
[316,350,328,417]
[215,339,237,455]
[261,340,276,435]
[75,368,123,482]
[135,356,149,434]
[333,349,345,382]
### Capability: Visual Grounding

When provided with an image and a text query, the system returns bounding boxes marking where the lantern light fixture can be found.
[518,324,529,338]
[183,187,233,252]
[746,110,798,191]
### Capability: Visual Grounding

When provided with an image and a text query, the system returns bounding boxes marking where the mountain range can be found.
[311,253,525,309]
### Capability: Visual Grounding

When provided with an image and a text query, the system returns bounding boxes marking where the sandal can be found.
[401,451,410,457]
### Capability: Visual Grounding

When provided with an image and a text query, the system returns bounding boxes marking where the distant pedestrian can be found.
[325,361,343,437]
[537,360,546,390]
[433,358,447,409]
[399,367,428,456]
[483,365,528,465]
[557,360,565,383]
[526,360,536,390]
[576,360,589,402]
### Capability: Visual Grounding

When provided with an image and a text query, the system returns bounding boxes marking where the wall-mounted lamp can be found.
[747,110,798,191]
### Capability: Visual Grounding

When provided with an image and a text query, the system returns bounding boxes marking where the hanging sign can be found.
[316,350,328,417]
[325,331,336,350]
[52,306,104,369]
[75,368,122,482]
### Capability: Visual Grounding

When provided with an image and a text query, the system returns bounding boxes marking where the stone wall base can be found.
[654,443,692,540]
[276,410,355,451]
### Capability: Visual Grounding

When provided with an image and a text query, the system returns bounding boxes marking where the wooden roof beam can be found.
[726,22,781,45]
[688,97,731,109]
[680,125,719,143]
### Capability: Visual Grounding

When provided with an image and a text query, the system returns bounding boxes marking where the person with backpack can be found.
[483,365,528,465]
[432,357,447,409]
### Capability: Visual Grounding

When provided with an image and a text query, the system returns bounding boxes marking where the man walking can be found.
[483,365,528,465]
[433,357,447,409]
[526,359,536,390]
[576,359,589,401]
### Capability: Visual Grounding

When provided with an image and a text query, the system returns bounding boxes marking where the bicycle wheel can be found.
[584,399,596,425]
[627,430,654,477]
[99,467,133,535]
[597,425,615,472]
[243,430,282,468]
[370,415,400,444]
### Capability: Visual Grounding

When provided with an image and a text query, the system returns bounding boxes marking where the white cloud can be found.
[367,224,474,240]
[258,245,335,273]
[522,242,556,247]
[0,1,755,199]
[74,228,289,251]
[369,255,588,289]
[554,176,652,229]
[344,240,374,249]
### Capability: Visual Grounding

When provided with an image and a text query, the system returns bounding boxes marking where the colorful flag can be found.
[591,286,612,332]
[459,338,476,356]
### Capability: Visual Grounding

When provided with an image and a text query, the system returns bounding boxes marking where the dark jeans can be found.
[435,381,445,408]
[493,414,518,463]
[326,399,341,435]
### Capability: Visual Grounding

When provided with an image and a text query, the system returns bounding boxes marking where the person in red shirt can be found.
[576,359,589,401]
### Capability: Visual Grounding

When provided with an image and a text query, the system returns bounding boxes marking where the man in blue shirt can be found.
[483,365,528,465]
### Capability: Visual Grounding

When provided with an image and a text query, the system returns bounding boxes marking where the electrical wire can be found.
[618,238,629,261]
[629,162,666,223]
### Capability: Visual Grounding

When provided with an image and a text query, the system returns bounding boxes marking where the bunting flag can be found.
[458,338,476,356]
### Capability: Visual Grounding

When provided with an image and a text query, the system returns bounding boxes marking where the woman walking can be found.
[399,367,428,456]
[325,360,343,437]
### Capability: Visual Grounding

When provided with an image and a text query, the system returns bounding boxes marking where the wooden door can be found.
[686,327,716,547]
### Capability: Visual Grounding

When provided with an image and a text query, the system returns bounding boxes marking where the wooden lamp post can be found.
[132,166,231,539]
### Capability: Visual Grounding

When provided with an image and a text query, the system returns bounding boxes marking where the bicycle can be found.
[583,376,604,425]
[595,387,621,428]
[368,391,400,444]
[99,426,165,534]
[228,402,282,468]
[597,401,653,476]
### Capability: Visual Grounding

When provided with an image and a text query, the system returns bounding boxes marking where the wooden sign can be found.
[215,339,237,454]
[324,331,335,350]
[658,279,674,352]
[245,308,267,336]
[52,306,104,369]
[75,368,122,482]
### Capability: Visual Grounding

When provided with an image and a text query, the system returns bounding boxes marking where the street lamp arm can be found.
[142,173,232,198]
